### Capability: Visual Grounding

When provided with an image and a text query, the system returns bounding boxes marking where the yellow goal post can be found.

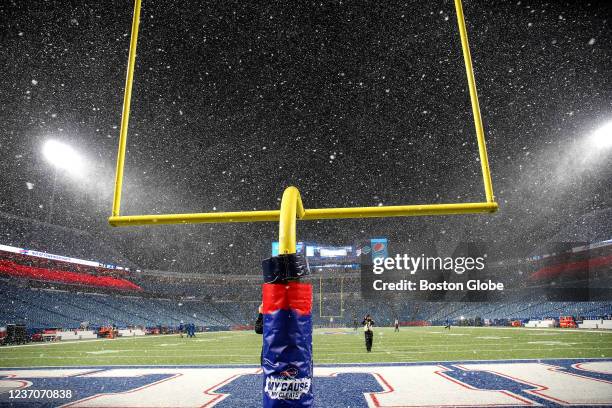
[108,0,498,256]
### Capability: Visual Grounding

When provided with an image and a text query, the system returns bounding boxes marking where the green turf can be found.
[1,327,611,367]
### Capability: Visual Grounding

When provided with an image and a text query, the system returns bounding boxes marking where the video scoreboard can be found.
[271,238,388,270]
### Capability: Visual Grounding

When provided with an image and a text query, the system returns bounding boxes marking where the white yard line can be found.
[1,326,609,351]
[0,354,259,360]
[0,332,236,349]
[3,346,611,361]
[432,326,612,334]
[2,357,611,370]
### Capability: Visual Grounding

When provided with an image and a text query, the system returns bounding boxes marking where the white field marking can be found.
[269,357,612,366]
[527,341,577,346]
[311,341,612,351]
[190,335,235,343]
[461,326,612,334]
[0,369,100,378]
[5,344,599,361]
[32,366,527,407]
[154,336,237,348]
[61,367,261,407]
[0,332,252,350]
[1,357,610,370]
[311,346,612,357]
[319,357,422,363]
[85,350,124,355]
[317,338,612,346]
[315,338,610,344]
[0,334,184,349]
[475,336,512,339]
[0,327,607,351]
[191,336,243,347]
[418,326,612,335]
[459,362,612,405]
[39,366,567,407]
[0,328,607,356]
[2,346,610,362]
[573,361,612,375]
[0,379,31,395]
[5,345,263,354]
[0,354,263,360]
[319,365,537,407]
[389,346,612,355]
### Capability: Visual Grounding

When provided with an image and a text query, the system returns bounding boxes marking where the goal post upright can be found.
[112,0,141,218]
[453,0,495,203]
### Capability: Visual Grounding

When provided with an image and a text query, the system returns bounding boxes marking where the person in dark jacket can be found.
[254,303,263,364]
[362,314,375,352]
[255,303,263,334]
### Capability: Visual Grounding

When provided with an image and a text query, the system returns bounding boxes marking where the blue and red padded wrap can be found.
[261,264,313,407]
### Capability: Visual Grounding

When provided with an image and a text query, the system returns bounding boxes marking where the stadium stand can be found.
[0,213,610,340]
[0,279,231,329]
[3,271,612,335]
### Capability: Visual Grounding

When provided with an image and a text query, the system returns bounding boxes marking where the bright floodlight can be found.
[42,140,83,173]
[590,121,612,149]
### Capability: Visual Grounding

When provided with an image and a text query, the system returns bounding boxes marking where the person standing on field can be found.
[254,303,263,363]
[362,314,375,352]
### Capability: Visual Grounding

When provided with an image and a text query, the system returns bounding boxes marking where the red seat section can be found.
[529,254,612,281]
[0,259,142,291]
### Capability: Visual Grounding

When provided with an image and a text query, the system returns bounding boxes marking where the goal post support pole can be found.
[278,186,305,256]
[261,187,314,407]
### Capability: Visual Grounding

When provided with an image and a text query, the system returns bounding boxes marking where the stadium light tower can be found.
[42,140,83,223]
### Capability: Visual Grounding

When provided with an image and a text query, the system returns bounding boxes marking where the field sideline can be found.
[1,326,611,367]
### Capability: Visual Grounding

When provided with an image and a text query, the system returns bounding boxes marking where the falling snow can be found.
[0,0,608,277]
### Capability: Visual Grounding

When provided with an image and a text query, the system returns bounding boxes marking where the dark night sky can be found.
[0,0,610,274]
